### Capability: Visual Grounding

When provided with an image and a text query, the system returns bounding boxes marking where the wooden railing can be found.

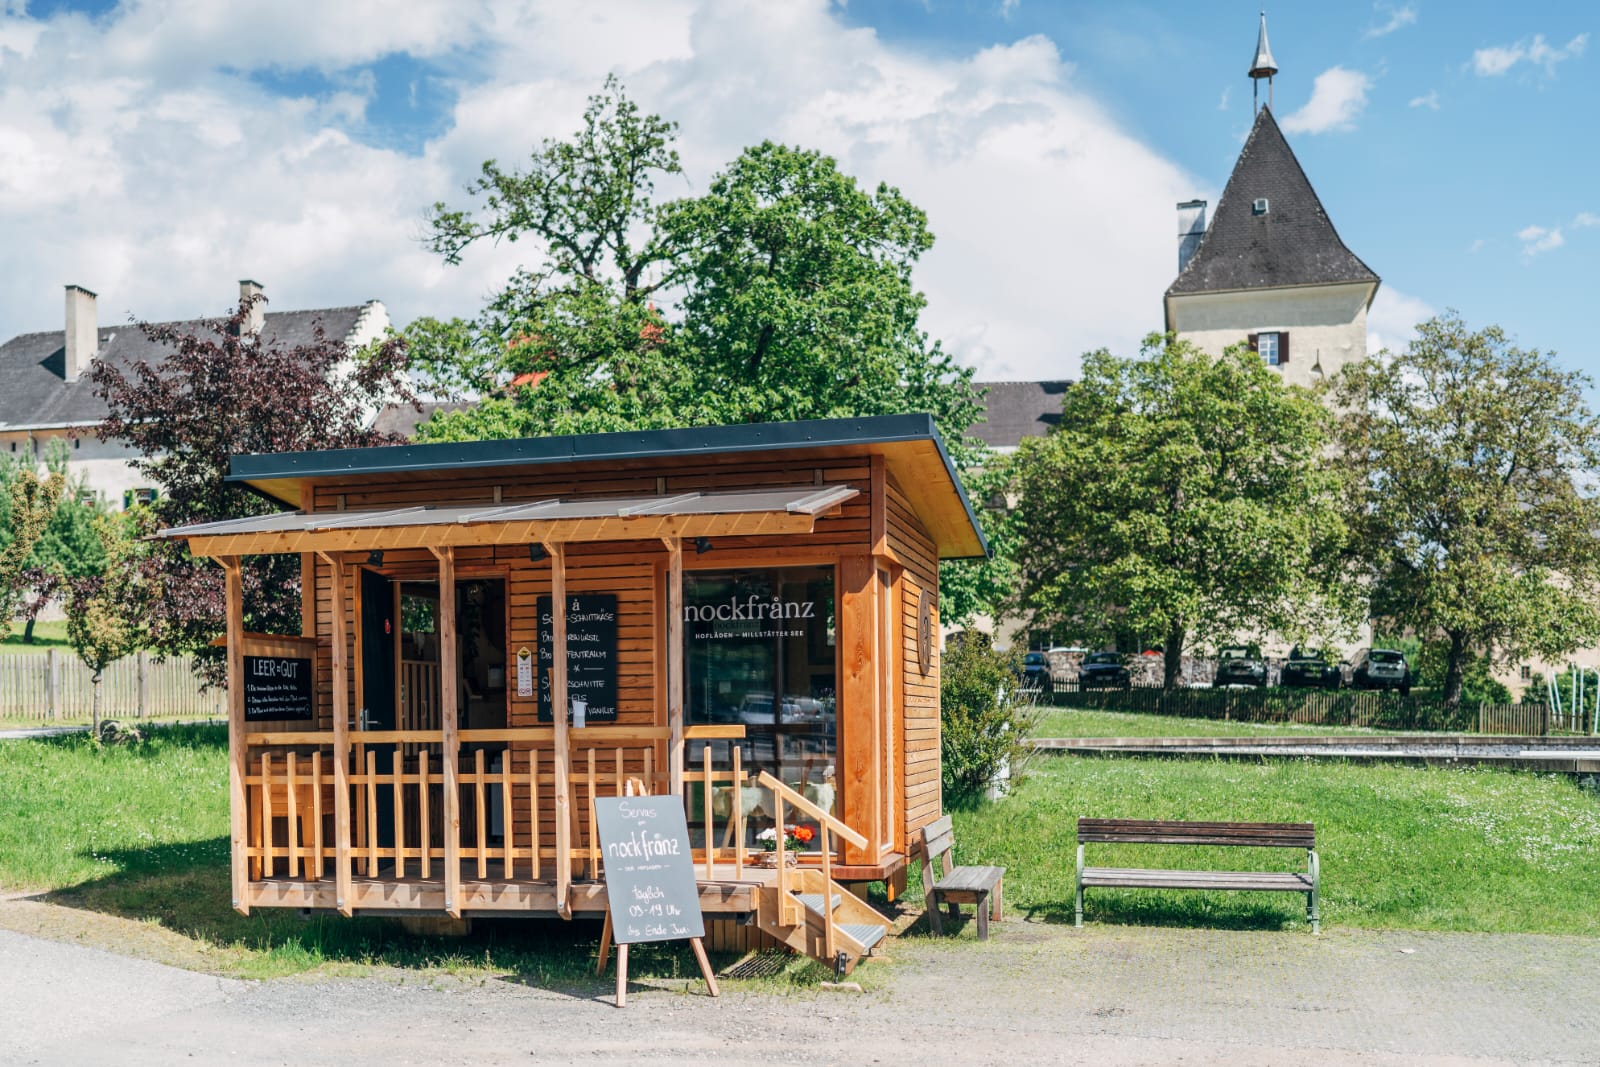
[240,720,874,947]
[243,725,673,915]
[756,771,868,962]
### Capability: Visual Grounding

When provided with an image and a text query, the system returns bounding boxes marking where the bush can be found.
[940,639,1042,806]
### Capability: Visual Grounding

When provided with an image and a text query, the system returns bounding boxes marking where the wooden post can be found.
[435,545,462,918]
[222,557,248,915]
[46,648,58,721]
[838,553,880,866]
[323,552,354,917]
[664,537,684,796]
[548,541,572,918]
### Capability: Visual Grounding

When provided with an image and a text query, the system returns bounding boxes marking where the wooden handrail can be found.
[756,771,867,850]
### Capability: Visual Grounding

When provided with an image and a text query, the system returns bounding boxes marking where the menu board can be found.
[242,655,315,721]
[592,796,705,944]
[537,593,618,723]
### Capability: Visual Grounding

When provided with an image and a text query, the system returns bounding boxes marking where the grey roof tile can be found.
[970,380,1070,449]
[1166,106,1378,297]
[0,307,368,429]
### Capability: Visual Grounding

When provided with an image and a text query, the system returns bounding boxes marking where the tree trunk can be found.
[1441,631,1467,707]
[22,618,35,644]
[1162,626,1186,692]
[91,672,102,739]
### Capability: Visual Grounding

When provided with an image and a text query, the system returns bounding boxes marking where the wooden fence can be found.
[0,650,220,722]
[1048,682,1580,736]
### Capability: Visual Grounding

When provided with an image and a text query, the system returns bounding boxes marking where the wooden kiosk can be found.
[160,414,987,972]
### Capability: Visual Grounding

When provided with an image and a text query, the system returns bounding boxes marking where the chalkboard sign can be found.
[592,796,705,944]
[242,655,314,721]
[537,593,618,723]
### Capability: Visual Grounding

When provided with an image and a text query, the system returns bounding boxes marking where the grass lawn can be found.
[0,620,70,655]
[940,754,1600,936]
[0,725,824,987]
[1033,706,1380,738]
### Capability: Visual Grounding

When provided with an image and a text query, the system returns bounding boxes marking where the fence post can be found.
[46,648,58,721]
[136,652,147,719]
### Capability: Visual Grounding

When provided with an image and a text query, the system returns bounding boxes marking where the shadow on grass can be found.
[1023,895,1304,931]
[42,837,756,990]
[25,722,229,759]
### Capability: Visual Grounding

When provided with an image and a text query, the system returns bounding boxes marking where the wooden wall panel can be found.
[885,474,942,848]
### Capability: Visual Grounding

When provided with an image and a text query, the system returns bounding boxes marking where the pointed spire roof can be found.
[1166,106,1378,297]
[1249,11,1278,80]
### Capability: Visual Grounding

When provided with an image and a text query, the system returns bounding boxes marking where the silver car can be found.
[1352,648,1411,694]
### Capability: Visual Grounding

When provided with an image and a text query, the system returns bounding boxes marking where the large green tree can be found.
[410,79,983,465]
[1335,312,1600,706]
[1010,336,1352,690]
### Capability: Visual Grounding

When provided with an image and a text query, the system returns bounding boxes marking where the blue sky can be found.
[0,1,1594,385]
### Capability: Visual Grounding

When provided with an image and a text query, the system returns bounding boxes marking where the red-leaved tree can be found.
[92,297,415,685]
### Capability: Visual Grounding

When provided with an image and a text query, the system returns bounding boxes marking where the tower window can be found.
[1253,198,1269,215]
[1249,331,1288,366]
[1258,332,1279,365]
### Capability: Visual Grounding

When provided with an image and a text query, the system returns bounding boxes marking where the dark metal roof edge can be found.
[224,413,989,557]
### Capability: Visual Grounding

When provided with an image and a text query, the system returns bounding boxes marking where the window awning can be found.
[159,485,859,558]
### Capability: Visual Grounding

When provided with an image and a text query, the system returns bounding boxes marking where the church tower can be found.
[1164,13,1379,388]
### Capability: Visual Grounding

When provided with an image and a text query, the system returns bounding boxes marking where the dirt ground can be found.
[3,894,1598,1066]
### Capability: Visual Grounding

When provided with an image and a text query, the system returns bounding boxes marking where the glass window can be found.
[683,566,837,849]
[1258,332,1280,365]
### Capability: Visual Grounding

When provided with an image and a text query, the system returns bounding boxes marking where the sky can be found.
[0,0,1594,384]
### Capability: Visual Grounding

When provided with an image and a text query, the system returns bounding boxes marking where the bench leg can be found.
[927,892,944,936]
[976,892,989,940]
[991,879,1003,923]
[1307,890,1320,935]
[1075,881,1084,928]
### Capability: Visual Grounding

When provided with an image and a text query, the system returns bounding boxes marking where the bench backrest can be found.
[1078,818,1314,849]
[918,815,956,879]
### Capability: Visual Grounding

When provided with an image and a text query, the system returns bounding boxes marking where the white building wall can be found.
[1167,281,1375,388]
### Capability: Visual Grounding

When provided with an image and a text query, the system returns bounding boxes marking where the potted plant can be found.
[754,824,815,866]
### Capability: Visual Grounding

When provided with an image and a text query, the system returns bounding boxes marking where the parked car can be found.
[1020,651,1052,690]
[1281,646,1343,690]
[1213,645,1268,688]
[1077,651,1131,690]
[1351,648,1411,694]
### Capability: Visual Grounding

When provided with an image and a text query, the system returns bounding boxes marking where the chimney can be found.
[64,284,98,381]
[239,279,267,336]
[1176,200,1208,272]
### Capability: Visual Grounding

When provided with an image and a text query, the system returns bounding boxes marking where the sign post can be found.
[591,792,719,1007]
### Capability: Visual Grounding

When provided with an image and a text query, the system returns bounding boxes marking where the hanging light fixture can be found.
[694,537,713,555]
[366,549,384,567]
[528,543,548,563]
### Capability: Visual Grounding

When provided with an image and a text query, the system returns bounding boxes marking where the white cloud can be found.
[1517,224,1565,257]
[1364,4,1418,39]
[0,0,1196,382]
[1280,67,1372,134]
[999,0,1019,20]
[1366,286,1433,355]
[1218,85,1230,111]
[1575,212,1600,228]
[1408,89,1439,110]
[1469,238,1484,254]
[1473,33,1589,77]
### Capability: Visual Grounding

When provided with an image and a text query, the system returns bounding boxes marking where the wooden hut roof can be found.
[223,413,988,559]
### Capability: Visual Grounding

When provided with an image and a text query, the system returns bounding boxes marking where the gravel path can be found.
[4,912,1597,1065]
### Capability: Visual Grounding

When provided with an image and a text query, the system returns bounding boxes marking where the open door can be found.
[360,568,397,850]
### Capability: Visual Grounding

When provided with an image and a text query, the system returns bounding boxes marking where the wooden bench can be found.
[917,815,1005,940]
[1075,818,1320,934]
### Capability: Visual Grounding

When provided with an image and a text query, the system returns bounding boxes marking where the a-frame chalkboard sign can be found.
[592,788,720,1007]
